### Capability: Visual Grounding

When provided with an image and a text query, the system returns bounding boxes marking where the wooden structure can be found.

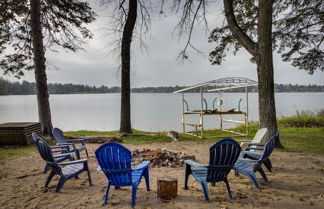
[174,77,257,139]
[157,177,178,201]
[0,122,42,145]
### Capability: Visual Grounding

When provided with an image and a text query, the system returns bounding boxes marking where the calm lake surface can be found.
[0,93,323,132]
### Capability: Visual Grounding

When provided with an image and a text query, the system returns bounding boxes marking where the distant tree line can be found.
[0,78,323,95]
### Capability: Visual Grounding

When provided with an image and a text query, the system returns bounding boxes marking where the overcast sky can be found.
[3,3,324,87]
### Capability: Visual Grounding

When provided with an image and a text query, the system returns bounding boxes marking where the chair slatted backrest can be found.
[275,131,280,146]
[95,142,133,186]
[251,135,277,172]
[259,135,276,162]
[32,133,62,173]
[32,133,54,162]
[207,138,241,182]
[52,128,67,144]
[252,128,268,144]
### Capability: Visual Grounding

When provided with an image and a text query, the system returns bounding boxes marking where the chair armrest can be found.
[237,158,259,163]
[241,151,262,156]
[184,160,206,168]
[247,143,265,147]
[236,139,253,142]
[57,143,76,150]
[245,147,264,151]
[51,149,67,153]
[134,161,150,171]
[50,145,69,149]
[58,159,87,166]
[53,153,72,158]
[57,142,73,145]
[66,139,85,145]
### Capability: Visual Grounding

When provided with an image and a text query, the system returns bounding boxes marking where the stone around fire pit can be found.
[132,148,196,168]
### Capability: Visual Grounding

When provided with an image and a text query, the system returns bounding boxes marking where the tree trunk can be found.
[224,0,281,147]
[257,0,281,146]
[120,0,137,134]
[30,0,53,136]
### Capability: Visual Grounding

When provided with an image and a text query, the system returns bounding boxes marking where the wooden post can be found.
[157,177,178,201]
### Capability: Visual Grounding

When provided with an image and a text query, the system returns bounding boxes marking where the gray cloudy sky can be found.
[3,3,324,87]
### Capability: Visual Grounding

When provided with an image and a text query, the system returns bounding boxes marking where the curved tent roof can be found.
[173,77,258,93]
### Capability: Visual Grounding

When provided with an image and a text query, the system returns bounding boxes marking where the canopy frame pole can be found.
[182,92,185,133]
[245,86,249,136]
[200,87,204,138]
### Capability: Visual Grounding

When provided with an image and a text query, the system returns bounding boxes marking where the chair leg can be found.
[45,170,55,187]
[184,164,191,190]
[257,167,268,182]
[104,182,111,206]
[263,160,272,173]
[248,173,260,189]
[75,150,81,160]
[131,185,137,207]
[144,167,150,191]
[267,159,272,168]
[224,179,233,199]
[200,181,209,200]
[85,148,89,157]
[56,177,67,192]
[83,162,92,186]
[87,170,92,186]
[44,164,49,174]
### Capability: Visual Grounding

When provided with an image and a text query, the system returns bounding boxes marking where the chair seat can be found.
[53,156,69,162]
[132,169,144,185]
[192,168,208,182]
[234,158,254,174]
[62,164,84,176]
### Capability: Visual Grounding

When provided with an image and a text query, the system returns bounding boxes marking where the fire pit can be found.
[132,148,196,168]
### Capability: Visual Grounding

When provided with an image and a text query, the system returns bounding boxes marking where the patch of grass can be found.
[279,127,324,154]
[0,145,35,162]
[65,130,119,137]
[1,120,323,163]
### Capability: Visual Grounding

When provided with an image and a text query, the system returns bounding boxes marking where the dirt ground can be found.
[0,141,324,209]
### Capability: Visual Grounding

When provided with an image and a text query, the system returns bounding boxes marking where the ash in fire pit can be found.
[132,148,196,168]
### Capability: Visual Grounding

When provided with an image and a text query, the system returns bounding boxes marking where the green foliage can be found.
[0,0,96,78]
[209,0,323,74]
[278,110,324,128]
[1,77,323,95]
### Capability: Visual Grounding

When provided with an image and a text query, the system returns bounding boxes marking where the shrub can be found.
[278,110,324,128]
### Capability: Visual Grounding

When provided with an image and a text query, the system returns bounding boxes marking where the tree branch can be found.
[223,0,258,57]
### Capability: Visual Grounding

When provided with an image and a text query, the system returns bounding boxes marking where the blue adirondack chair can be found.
[241,131,279,172]
[33,133,92,192]
[233,135,276,189]
[32,133,74,173]
[52,127,89,159]
[184,138,241,200]
[95,142,150,207]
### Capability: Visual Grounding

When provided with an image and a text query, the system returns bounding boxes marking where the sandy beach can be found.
[1,141,323,209]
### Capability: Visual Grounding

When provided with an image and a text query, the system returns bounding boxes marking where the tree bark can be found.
[30,0,53,136]
[120,0,137,134]
[224,0,281,146]
[257,0,281,146]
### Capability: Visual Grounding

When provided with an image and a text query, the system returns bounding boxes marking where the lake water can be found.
[0,93,323,132]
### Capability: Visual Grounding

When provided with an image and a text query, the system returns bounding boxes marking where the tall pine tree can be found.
[0,0,96,135]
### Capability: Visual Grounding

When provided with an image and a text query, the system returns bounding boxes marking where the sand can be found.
[0,141,324,209]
